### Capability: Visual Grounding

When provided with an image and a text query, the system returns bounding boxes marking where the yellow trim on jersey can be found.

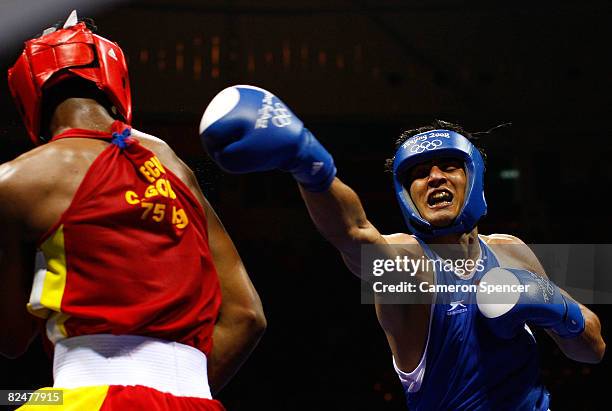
[28,225,68,317]
[17,386,109,411]
[46,312,70,343]
[26,302,48,318]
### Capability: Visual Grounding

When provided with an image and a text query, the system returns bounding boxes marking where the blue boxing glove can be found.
[477,268,585,339]
[199,85,336,192]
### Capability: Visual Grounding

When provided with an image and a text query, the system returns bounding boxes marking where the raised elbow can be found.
[233,306,267,339]
[583,310,606,364]
[567,334,607,364]
[246,308,267,337]
[592,337,606,364]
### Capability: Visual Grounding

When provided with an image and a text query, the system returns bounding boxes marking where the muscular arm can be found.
[138,134,267,392]
[545,299,605,364]
[298,177,387,275]
[299,178,432,371]
[204,199,266,394]
[488,235,605,363]
[521,243,604,363]
[199,87,430,373]
[177,163,266,394]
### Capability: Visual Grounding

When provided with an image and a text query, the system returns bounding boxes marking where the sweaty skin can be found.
[0,98,266,393]
[298,160,605,375]
[407,158,465,229]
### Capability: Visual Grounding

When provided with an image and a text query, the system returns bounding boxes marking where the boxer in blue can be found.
[199,85,606,410]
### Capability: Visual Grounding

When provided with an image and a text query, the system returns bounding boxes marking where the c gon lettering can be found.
[172,206,189,229]
[125,191,140,204]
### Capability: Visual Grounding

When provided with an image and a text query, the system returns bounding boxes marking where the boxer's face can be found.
[407,158,466,227]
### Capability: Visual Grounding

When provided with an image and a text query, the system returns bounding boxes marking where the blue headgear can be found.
[392,129,487,238]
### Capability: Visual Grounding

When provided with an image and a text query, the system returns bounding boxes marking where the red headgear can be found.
[8,14,132,145]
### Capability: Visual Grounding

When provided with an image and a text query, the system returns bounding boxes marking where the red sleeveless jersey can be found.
[28,121,221,355]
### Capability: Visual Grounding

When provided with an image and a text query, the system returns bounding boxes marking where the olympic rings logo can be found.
[271,103,293,127]
[410,139,442,153]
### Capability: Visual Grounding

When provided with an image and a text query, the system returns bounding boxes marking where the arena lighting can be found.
[500,169,520,179]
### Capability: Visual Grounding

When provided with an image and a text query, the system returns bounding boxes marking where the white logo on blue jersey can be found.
[447,300,468,316]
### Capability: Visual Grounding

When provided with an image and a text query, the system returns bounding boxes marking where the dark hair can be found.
[384,119,488,172]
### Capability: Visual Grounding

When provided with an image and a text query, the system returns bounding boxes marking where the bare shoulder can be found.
[131,129,209,212]
[0,139,102,184]
[480,233,545,275]
[132,129,176,163]
[480,233,523,245]
[0,144,65,206]
[382,232,418,245]
[381,233,426,262]
[131,128,169,150]
[131,129,193,181]
[0,140,107,233]
[131,129,174,160]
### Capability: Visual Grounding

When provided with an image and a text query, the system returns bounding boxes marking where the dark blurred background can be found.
[0,1,611,410]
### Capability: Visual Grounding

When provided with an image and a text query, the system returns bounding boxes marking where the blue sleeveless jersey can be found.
[405,238,550,411]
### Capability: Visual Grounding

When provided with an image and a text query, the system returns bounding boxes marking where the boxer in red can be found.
[0,11,266,410]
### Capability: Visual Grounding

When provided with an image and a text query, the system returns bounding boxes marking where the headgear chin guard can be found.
[7,10,132,145]
[392,129,487,239]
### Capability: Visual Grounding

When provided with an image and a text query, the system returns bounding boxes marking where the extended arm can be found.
[199,85,433,373]
[199,85,386,275]
[298,179,386,275]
